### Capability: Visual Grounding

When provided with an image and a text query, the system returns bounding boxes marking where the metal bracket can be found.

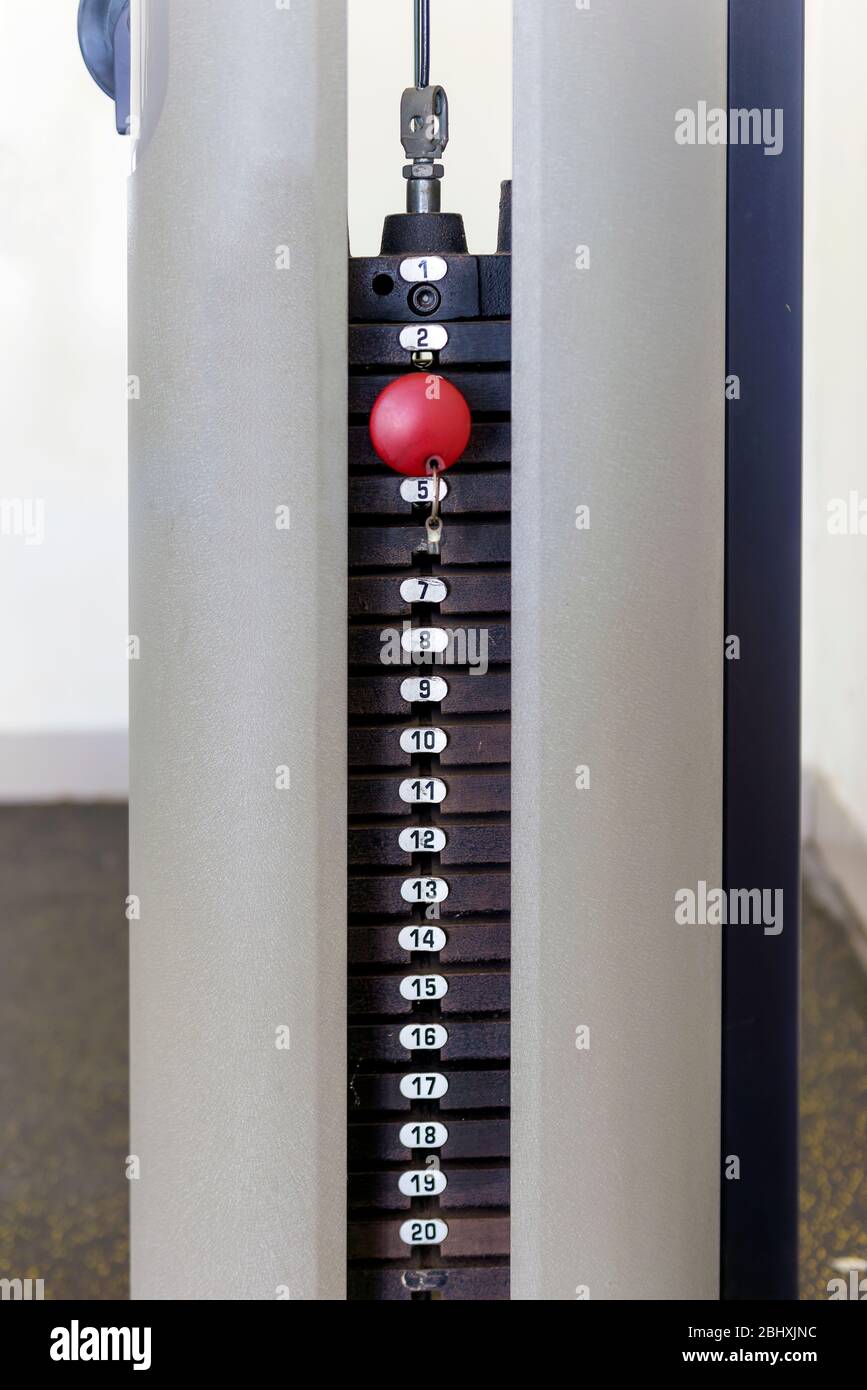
[77,0,131,135]
[400,85,449,213]
[400,85,449,161]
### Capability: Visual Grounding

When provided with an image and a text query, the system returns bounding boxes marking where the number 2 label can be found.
[399,324,449,353]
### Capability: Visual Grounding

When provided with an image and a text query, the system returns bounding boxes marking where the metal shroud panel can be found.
[511,0,728,1300]
[129,0,347,1300]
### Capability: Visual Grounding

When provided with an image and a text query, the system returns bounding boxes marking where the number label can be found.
[398,1169,448,1197]
[399,974,448,1001]
[398,925,447,952]
[399,1120,448,1149]
[400,577,448,606]
[401,627,449,655]
[399,1218,449,1246]
[399,826,447,854]
[400,476,450,505]
[401,676,448,704]
[400,727,448,755]
[399,1022,448,1051]
[400,256,448,283]
[399,777,447,804]
[399,324,449,352]
[400,877,449,904]
[400,1072,449,1100]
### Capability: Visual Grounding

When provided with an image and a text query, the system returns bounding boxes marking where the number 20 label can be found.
[399,1218,449,1246]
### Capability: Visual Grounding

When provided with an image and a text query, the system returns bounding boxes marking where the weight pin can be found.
[425,461,443,556]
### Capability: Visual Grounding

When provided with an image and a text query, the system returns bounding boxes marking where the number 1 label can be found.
[400,256,448,283]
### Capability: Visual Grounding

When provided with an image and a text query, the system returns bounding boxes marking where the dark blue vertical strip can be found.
[723,0,804,1300]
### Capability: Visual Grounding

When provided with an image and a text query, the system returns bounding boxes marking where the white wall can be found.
[13,0,864,852]
[803,0,867,913]
[0,8,129,797]
[0,0,510,799]
[349,0,512,256]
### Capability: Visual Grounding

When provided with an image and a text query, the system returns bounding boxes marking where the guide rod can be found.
[414,0,431,89]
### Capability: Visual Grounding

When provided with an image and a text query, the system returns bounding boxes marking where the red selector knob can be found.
[369,373,472,477]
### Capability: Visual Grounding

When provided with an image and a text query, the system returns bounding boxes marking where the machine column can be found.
[510,0,728,1300]
[128,0,347,1299]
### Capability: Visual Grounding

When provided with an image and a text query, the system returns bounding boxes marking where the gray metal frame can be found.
[129,0,347,1300]
[510,0,728,1300]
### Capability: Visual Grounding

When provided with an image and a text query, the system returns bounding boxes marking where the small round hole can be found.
[372,273,395,297]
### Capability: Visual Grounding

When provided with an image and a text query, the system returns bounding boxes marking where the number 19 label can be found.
[398,1169,448,1197]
